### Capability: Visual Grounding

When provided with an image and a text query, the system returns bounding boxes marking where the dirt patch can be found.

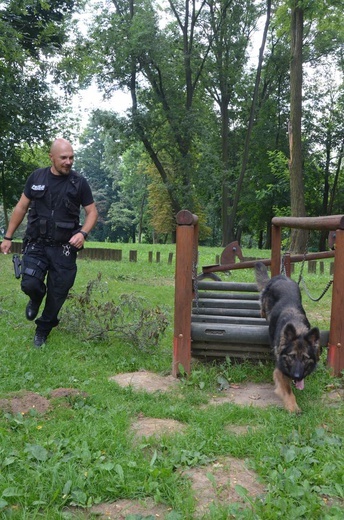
[131,414,186,439]
[322,387,344,407]
[207,382,282,409]
[109,371,281,409]
[0,391,50,415]
[85,456,264,519]
[83,497,172,519]
[0,388,89,415]
[109,370,178,392]
[181,456,264,517]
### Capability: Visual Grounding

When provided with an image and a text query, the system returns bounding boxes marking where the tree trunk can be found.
[318,126,332,251]
[328,138,343,215]
[226,0,271,243]
[221,96,230,246]
[289,4,308,253]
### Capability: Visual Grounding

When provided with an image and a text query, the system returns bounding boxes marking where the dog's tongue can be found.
[295,379,304,390]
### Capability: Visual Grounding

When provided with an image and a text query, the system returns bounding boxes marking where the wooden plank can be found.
[197,291,259,300]
[272,214,344,230]
[191,315,267,326]
[192,307,262,318]
[194,299,260,310]
[191,323,270,345]
[191,342,272,359]
[197,281,258,292]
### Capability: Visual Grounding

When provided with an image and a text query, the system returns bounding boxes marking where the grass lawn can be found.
[0,243,343,519]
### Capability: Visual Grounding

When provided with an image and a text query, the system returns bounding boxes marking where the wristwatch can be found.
[80,230,88,240]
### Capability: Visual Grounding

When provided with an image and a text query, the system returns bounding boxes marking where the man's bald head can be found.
[49,139,74,176]
[50,138,74,156]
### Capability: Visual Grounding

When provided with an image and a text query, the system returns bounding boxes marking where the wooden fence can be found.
[8,241,335,272]
[9,242,174,264]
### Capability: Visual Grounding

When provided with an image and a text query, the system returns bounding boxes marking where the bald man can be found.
[1,139,98,347]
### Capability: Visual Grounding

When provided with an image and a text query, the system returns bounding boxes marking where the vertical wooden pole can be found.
[172,211,198,377]
[271,224,281,277]
[284,252,291,278]
[328,229,344,376]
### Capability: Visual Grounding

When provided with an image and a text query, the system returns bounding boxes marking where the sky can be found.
[71,82,131,126]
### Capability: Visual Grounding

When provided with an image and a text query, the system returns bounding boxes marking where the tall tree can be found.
[226,0,271,244]
[85,0,209,219]
[201,0,261,246]
[288,1,307,252]
[0,0,83,223]
[80,0,261,234]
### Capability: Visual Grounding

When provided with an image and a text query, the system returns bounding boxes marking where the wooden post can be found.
[328,228,344,376]
[172,210,198,377]
[271,224,281,276]
[284,252,291,278]
[320,261,324,274]
[129,250,137,262]
[114,249,122,261]
[308,260,317,273]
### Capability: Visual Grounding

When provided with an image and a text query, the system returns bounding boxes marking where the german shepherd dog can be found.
[255,262,320,413]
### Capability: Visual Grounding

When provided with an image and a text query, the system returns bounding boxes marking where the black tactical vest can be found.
[25,167,82,243]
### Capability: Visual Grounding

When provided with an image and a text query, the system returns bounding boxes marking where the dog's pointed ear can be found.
[306,327,320,343]
[284,323,297,342]
[306,327,321,358]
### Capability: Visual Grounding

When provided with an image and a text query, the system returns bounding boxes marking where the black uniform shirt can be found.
[24,168,94,208]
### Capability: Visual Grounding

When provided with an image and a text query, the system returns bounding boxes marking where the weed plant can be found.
[0,244,343,519]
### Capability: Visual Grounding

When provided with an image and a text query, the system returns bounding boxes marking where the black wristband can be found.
[3,236,13,241]
[79,231,88,240]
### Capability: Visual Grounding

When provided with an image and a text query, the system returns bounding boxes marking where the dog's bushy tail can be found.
[254,261,270,291]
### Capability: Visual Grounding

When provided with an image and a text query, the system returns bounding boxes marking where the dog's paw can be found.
[285,402,302,414]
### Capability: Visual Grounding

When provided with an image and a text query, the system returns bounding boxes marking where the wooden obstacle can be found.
[191,279,329,361]
[173,211,344,377]
[191,280,270,360]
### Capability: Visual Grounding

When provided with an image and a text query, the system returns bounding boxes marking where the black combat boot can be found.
[33,331,48,348]
[26,300,41,321]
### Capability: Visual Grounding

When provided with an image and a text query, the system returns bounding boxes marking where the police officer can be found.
[1,138,98,347]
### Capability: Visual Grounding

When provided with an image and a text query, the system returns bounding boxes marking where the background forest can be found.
[0,0,343,251]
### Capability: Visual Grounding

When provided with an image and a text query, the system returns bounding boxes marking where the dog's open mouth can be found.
[293,379,305,390]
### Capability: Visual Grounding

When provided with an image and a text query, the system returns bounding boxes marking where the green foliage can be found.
[0,0,84,223]
[61,273,169,350]
[2,0,344,248]
[1,0,80,58]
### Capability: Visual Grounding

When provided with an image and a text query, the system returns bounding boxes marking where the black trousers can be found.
[21,241,77,334]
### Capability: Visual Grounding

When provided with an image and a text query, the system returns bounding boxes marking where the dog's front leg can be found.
[273,368,301,413]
